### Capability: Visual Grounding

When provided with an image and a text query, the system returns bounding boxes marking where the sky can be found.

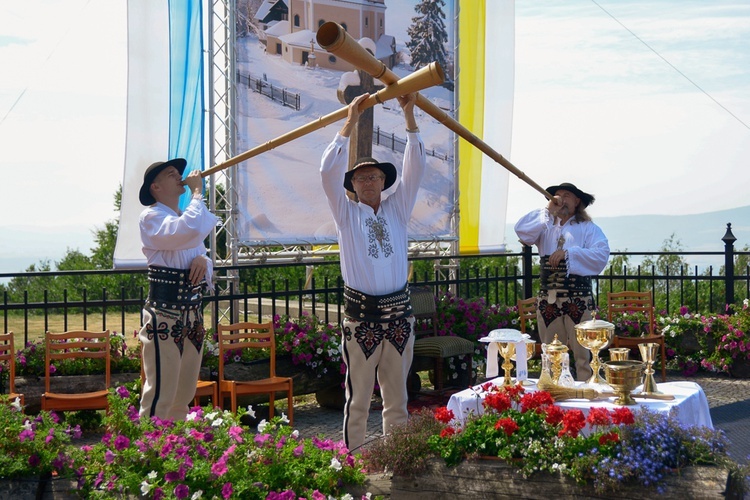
[0,0,749,272]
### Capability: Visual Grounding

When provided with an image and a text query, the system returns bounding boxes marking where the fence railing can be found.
[373,126,454,162]
[237,71,301,110]
[1,224,748,344]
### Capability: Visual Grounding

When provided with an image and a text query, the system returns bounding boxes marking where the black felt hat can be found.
[546,182,595,207]
[343,157,397,193]
[139,158,187,206]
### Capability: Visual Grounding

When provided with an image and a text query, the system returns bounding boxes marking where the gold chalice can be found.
[638,342,663,395]
[575,319,614,385]
[604,360,645,405]
[497,341,515,386]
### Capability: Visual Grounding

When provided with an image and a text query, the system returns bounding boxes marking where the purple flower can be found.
[104,450,115,464]
[114,435,130,450]
[221,483,233,499]
[116,386,130,399]
[293,444,304,457]
[173,484,190,499]
[28,454,40,467]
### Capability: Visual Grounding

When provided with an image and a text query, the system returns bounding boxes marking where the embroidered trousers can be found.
[536,293,595,382]
[139,306,205,421]
[341,316,415,451]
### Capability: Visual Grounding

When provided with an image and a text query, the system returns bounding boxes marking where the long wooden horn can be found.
[201,61,444,178]
[316,22,553,200]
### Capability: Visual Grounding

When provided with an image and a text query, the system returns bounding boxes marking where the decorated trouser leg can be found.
[536,295,595,382]
[341,316,415,451]
[139,307,206,421]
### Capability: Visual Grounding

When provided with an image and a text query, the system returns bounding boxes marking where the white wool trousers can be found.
[139,306,205,421]
[341,316,415,451]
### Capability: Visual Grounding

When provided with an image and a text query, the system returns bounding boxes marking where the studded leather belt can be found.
[146,266,205,311]
[344,284,412,323]
[539,257,592,297]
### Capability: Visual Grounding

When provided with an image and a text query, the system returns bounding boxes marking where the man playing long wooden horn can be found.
[321,92,425,451]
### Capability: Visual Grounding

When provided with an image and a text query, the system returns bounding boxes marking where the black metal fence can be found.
[373,126,454,162]
[237,71,301,110]
[1,225,748,344]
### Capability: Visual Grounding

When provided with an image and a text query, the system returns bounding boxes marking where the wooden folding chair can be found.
[607,291,667,382]
[217,321,293,424]
[42,330,111,412]
[0,332,23,406]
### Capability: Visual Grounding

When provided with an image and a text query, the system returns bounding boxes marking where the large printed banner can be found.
[114,0,204,269]
[114,0,514,266]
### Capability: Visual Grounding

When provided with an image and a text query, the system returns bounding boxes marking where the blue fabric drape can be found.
[168,0,204,210]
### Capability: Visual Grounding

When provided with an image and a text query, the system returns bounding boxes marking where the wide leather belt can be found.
[344,284,412,323]
[539,257,592,296]
[146,266,204,311]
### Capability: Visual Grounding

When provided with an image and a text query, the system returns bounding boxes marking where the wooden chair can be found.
[517,297,542,357]
[139,343,220,409]
[0,332,23,406]
[42,330,111,412]
[409,286,475,396]
[217,321,293,424]
[607,291,667,382]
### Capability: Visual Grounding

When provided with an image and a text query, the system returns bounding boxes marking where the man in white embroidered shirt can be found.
[320,92,425,451]
[137,159,219,421]
[514,183,610,381]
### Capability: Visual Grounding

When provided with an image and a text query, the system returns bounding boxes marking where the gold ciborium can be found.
[638,342,663,395]
[546,335,569,384]
[575,319,614,385]
[604,360,645,405]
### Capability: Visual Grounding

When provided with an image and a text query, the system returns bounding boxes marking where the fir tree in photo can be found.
[406,0,449,71]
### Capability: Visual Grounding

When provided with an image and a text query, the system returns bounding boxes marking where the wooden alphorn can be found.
[316,21,553,200]
[201,61,444,178]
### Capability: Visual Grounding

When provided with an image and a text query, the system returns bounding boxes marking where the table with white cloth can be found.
[447,378,713,429]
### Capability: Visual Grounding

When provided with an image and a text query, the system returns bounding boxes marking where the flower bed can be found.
[362,383,746,498]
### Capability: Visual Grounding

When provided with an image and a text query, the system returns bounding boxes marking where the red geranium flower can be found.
[559,409,586,438]
[598,431,620,445]
[520,390,555,413]
[440,427,457,438]
[544,404,565,426]
[610,407,635,425]
[483,392,512,413]
[586,407,612,427]
[434,407,455,424]
[494,417,520,436]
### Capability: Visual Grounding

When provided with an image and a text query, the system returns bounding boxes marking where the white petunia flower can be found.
[280,412,289,424]
[329,457,342,471]
[246,405,256,418]
[258,419,268,433]
[147,471,158,480]
[191,491,204,499]
[11,397,22,411]
[186,411,199,421]
[205,411,219,421]
[211,418,224,427]
[140,481,151,495]
[292,430,299,438]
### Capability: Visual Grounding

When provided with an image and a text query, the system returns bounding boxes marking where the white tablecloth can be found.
[447,379,713,429]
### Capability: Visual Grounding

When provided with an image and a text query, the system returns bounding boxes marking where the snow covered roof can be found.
[265,20,290,37]
[375,34,395,60]
[278,29,319,49]
[255,0,288,23]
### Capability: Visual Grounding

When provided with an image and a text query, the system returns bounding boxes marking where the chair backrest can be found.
[45,330,111,393]
[410,286,438,339]
[517,297,537,336]
[606,291,655,336]
[0,332,17,396]
[217,322,276,381]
